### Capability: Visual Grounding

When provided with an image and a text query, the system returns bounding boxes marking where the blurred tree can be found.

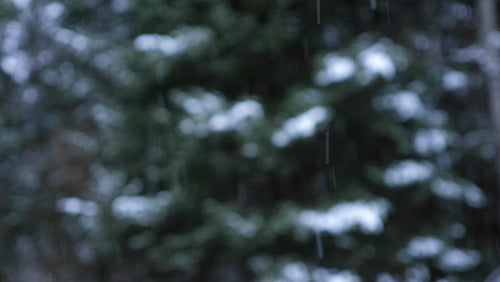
[478,0,500,226]
[0,0,499,281]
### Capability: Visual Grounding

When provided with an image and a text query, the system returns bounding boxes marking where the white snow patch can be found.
[53,28,89,52]
[450,3,472,20]
[412,34,431,51]
[208,99,263,132]
[63,130,97,153]
[312,268,361,282]
[178,118,208,137]
[358,45,395,80]
[91,104,124,128]
[56,197,99,216]
[278,264,360,282]
[438,248,481,272]
[464,184,487,208]
[374,91,425,120]
[11,0,30,9]
[406,236,444,258]
[3,21,24,53]
[178,118,195,134]
[413,128,448,154]
[43,2,65,20]
[230,100,264,122]
[384,160,433,187]
[208,114,231,132]
[442,70,467,91]
[271,106,328,147]
[1,52,31,83]
[183,98,203,115]
[282,262,310,282]
[298,200,390,235]
[134,27,210,56]
[224,212,258,238]
[176,93,262,136]
[315,55,356,86]
[282,107,327,137]
[182,92,222,116]
[449,45,486,64]
[480,144,496,159]
[271,131,290,148]
[405,264,430,282]
[487,31,500,48]
[431,178,486,207]
[431,178,463,200]
[91,165,127,197]
[112,192,171,226]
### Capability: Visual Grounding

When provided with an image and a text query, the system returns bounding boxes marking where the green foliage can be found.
[0,0,498,281]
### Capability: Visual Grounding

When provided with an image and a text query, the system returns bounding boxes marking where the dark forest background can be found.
[1,0,500,281]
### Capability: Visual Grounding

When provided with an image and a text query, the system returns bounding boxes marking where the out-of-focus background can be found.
[1,0,500,281]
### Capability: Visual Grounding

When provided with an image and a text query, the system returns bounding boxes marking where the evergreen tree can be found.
[0,0,498,281]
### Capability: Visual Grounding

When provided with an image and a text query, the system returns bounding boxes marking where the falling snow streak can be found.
[316,0,320,25]
[326,166,337,189]
[315,230,324,259]
[370,0,376,10]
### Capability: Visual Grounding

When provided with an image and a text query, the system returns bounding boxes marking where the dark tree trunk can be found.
[478,0,500,258]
